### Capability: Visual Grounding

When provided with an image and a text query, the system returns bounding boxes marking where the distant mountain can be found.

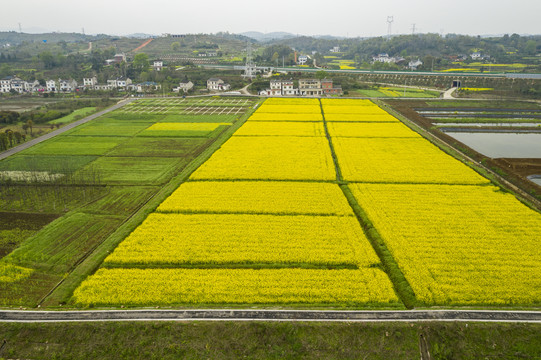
[240,31,297,42]
[125,33,156,39]
[240,31,360,42]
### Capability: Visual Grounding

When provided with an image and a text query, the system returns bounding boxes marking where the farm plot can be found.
[19,136,123,156]
[256,104,322,114]
[248,112,323,122]
[64,121,152,137]
[121,98,256,116]
[189,136,336,181]
[234,121,325,137]
[327,122,420,138]
[333,137,488,184]
[350,183,541,306]
[73,268,399,306]
[138,122,230,137]
[102,213,378,268]
[323,105,390,116]
[76,157,185,184]
[324,113,399,122]
[264,98,320,105]
[160,114,238,123]
[107,137,209,157]
[157,181,353,216]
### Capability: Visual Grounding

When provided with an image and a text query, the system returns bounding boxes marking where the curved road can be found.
[0,98,133,161]
[0,309,540,323]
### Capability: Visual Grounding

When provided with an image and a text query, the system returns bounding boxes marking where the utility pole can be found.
[387,16,394,40]
[242,42,256,79]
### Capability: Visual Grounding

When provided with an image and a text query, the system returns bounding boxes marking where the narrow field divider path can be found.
[1,309,540,323]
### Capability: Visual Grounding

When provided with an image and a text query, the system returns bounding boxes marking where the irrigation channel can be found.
[1,310,540,323]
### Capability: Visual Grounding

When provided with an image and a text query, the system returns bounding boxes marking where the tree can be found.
[315,70,328,80]
[171,42,181,52]
[13,131,22,144]
[524,40,537,55]
[0,133,8,151]
[133,53,149,74]
[26,120,33,136]
[39,51,56,69]
[5,130,13,147]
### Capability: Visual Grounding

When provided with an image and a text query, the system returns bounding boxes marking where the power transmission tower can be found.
[18,23,22,33]
[411,23,416,35]
[242,42,257,79]
[387,16,394,40]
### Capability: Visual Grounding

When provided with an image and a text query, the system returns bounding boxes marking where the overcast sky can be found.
[1,0,540,37]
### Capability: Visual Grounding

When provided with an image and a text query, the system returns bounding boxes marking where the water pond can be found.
[444,131,541,158]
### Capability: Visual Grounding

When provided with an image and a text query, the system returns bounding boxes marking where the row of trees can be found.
[0,128,27,150]
[272,33,541,66]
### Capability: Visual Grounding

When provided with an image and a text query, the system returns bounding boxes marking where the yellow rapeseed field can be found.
[324,113,399,122]
[0,263,33,283]
[264,98,320,105]
[157,181,353,216]
[234,121,326,137]
[190,136,336,181]
[321,99,375,106]
[327,122,420,138]
[350,183,541,305]
[322,105,389,115]
[256,104,322,114]
[73,268,399,306]
[103,213,379,267]
[333,137,489,184]
[248,112,323,121]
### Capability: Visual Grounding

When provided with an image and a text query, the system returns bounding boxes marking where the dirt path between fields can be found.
[132,38,153,52]
[0,309,540,323]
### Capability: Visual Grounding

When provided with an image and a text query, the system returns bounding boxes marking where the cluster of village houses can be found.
[259,78,342,97]
[0,75,162,94]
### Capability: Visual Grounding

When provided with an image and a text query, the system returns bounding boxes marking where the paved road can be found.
[442,87,457,99]
[0,309,540,323]
[204,64,541,79]
[0,98,133,161]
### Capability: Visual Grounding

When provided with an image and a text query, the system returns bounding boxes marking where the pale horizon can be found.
[1,0,540,38]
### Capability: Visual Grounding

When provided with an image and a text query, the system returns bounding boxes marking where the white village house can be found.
[207,78,231,91]
[260,79,298,96]
[173,81,194,93]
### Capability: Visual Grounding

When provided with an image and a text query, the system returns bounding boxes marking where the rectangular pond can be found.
[444,131,541,158]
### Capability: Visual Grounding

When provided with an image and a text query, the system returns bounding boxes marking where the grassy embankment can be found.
[0,321,539,359]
